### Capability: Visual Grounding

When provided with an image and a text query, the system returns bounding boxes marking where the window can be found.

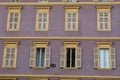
[39,0,48,2]
[93,0,114,2]
[11,0,19,2]
[36,7,50,31]
[2,42,19,68]
[7,7,22,31]
[60,42,82,69]
[96,6,112,31]
[62,0,78,2]
[29,42,51,68]
[94,42,116,70]
[65,7,79,31]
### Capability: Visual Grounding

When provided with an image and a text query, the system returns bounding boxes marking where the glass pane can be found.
[104,12,108,17]
[68,13,71,17]
[39,18,42,22]
[38,23,42,29]
[68,23,71,29]
[10,59,14,66]
[15,13,18,17]
[100,12,103,16]
[5,59,9,66]
[100,23,103,29]
[43,23,46,29]
[9,23,13,29]
[10,13,14,18]
[43,18,47,22]
[72,18,76,22]
[66,48,70,67]
[14,18,18,22]
[43,13,47,17]
[39,13,42,17]
[72,23,76,29]
[10,18,13,22]
[41,48,45,67]
[71,48,75,67]
[99,18,103,22]
[104,18,108,22]
[14,23,17,29]
[72,13,76,17]
[105,23,108,29]
[68,18,71,22]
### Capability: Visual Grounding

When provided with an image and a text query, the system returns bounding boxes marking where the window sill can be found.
[32,67,47,69]
[63,67,79,70]
[96,68,112,70]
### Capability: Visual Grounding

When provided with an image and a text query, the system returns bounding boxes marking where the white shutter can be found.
[60,47,66,68]
[45,47,51,67]
[93,0,98,1]
[72,0,77,2]
[110,48,116,68]
[29,47,35,67]
[94,48,99,68]
[62,0,67,2]
[109,0,114,1]
[76,48,82,68]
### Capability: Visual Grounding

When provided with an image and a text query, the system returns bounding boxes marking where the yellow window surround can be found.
[7,6,22,31]
[35,6,51,31]
[33,42,49,48]
[2,42,19,68]
[64,6,80,31]
[64,42,79,48]
[96,42,112,48]
[96,6,112,31]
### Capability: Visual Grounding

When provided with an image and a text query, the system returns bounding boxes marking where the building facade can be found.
[0,0,120,80]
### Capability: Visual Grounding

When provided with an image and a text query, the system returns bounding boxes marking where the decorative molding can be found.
[96,6,112,9]
[64,42,79,47]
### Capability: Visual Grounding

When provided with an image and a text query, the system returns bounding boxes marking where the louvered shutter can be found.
[109,0,114,1]
[29,47,35,67]
[45,47,51,67]
[72,0,77,2]
[110,48,116,68]
[60,48,66,68]
[93,0,98,1]
[62,0,67,2]
[94,48,99,68]
[76,48,82,68]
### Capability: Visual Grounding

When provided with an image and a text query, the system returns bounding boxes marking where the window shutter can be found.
[45,47,51,67]
[29,47,35,67]
[93,0,98,1]
[76,48,82,68]
[62,0,67,2]
[94,48,99,68]
[109,0,114,1]
[60,47,66,68]
[110,48,116,68]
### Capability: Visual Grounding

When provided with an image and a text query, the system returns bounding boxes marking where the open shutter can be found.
[45,47,51,67]
[29,47,35,67]
[60,47,66,68]
[110,48,116,68]
[93,0,98,1]
[76,48,82,68]
[94,48,99,68]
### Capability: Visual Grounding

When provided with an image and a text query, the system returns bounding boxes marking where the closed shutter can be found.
[110,48,116,68]
[62,0,67,2]
[29,47,35,67]
[94,48,99,68]
[76,48,82,68]
[109,0,114,1]
[60,47,66,68]
[45,47,51,67]
[93,0,98,1]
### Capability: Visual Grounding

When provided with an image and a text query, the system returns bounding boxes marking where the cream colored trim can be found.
[96,6,112,31]
[0,78,16,80]
[0,74,120,79]
[96,42,112,70]
[2,42,19,68]
[65,7,80,31]
[0,37,120,40]
[0,2,120,6]
[35,7,50,31]
[7,7,22,31]
[32,42,49,68]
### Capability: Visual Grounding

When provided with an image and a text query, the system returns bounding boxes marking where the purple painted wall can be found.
[0,1,120,79]
[0,40,120,76]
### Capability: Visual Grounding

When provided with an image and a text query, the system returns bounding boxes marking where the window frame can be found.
[2,42,19,68]
[35,7,50,31]
[60,42,81,69]
[39,0,48,2]
[29,42,51,69]
[11,0,20,2]
[94,42,116,70]
[96,6,112,31]
[7,7,22,31]
[65,7,79,31]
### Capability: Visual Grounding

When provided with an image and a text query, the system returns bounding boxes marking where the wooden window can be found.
[11,0,19,2]
[60,42,82,69]
[96,6,112,31]
[93,0,114,2]
[62,0,78,2]
[36,7,50,31]
[39,0,48,2]
[65,7,79,31]
[94,42,116,70]
[7,7,22,31]
[29,42,51,68]
[2,42,19,68]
